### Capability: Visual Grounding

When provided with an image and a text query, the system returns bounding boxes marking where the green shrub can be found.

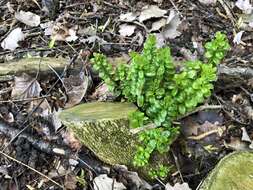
[91,32,229,178]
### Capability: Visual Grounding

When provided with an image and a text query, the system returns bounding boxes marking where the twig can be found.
[187,127,225,140]
[0,150,64,189]
[176,105,223,120]
[171,149,184,182]
[130,123,156,134]
[169,0,183,18]
[0,95,50,103]
[131,105,223,134]
[217,0,235,26]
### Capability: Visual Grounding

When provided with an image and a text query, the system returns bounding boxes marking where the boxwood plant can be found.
[91,32,229,178]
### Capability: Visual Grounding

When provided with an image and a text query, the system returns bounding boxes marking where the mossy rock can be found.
[198,151,253,190]
[59,102,170,177]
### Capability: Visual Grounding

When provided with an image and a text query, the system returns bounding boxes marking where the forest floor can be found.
[1,0,253,189]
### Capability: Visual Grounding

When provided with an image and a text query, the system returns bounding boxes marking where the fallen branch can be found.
[0,120,72,157]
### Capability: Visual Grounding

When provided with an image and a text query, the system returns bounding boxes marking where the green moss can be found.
[59,102,171,178]
[199,151,253,190]
[60,102,137,165]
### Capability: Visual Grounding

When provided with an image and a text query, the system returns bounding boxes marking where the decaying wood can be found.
[218,65,253,79]
[0,57,81,81]
[198,151,253,190]
[59,102,171,178]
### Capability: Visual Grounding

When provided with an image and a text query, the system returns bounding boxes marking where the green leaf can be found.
[178,105,186,115]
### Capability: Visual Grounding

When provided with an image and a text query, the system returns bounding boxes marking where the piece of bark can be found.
[0,57,75,81]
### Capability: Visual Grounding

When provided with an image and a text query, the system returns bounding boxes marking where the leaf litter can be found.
[1,28,25,51]
[15,11,41,27]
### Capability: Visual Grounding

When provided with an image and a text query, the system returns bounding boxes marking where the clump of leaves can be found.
[91,32,229,178]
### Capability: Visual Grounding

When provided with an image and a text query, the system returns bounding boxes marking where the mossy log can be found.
[198,151,253,190]
[59,102,170,177]
[0,57,72,81]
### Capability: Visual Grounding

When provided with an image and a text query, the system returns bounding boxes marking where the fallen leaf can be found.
[15,11,40,27]
[119,12,138,22]
[28,99,51,117]
[11,73,42,100]
[180,48,198,61]
[81,36,107,44]
[6,2,14,13]
[162,10,182,39]
[51,111,62,131]
[150,18,167,32]
[63,72,89,108]
[224,137,251,151]
[93,174,126,190]
[233,31,244,45]
[90,83,116,101]
[119,24,136,37]
[113,165,152,189]
[241,127,251,143]
[236,0,253,14]
[0,106,14,123]
[154,33,166,48]
[198,0,217,5]
[40,21,54,36]
[165,182,191,190]
[78,26,97,36]
[1,28,25,51]
[64,174,77,190]
[51,23,78,42]
[131,31,144,46]
[0,165,11,179]
[139,5,167,22]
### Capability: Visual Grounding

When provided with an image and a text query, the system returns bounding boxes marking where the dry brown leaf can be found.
[119,12,138,22]
[150,18,167,32]
[28,99,51,117]
[166,182,191,190]
[119,24,136,37]
[139,5,167,22]
[241,127,252,143]
[90,83,116,101]
[236,0,253,14]
[15,11,40,27]
[11,73,42,100]
[64,174,77,190]
[63,73,89,108]
[93,174,126,190]
[1,28,25,51]
[51,23,78,42]
[162,10,182,39]
[113,165,152,189]
[224,137,251,151]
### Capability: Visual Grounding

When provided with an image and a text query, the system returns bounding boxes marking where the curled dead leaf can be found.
[11,73,42,100]
[139,5,167,22]
[63,73,89,108]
